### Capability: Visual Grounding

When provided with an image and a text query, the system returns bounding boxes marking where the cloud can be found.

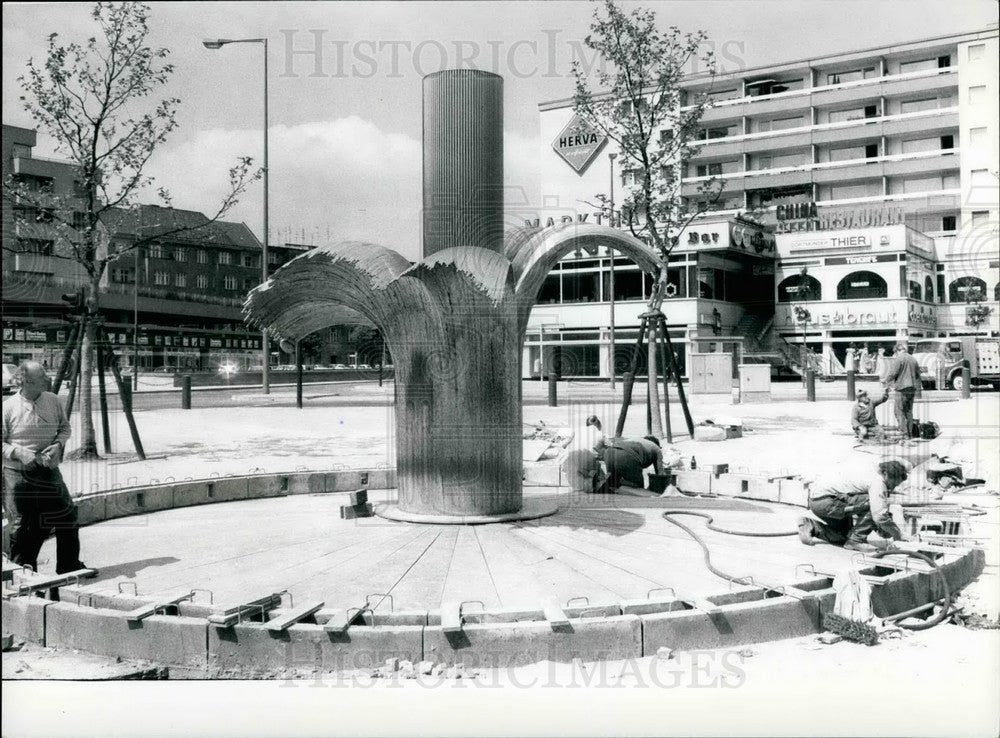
[145,116,424,259]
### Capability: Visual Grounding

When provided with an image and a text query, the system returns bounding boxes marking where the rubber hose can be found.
[874,548,952,631]
[661,510,795,589]
[662,510,797,537]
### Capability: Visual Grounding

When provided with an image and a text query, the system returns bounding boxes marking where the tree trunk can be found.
[648,319,663,437]
[71,276,102,459]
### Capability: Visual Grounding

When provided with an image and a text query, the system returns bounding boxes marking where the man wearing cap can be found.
[798,460,908,552]
[882,342,922,439]
[851,388,888,440]
[2,361,91,574]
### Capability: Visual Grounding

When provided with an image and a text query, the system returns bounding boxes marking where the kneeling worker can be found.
[798,460,908,552]
[561,415,609,494]
[603,435,664,496]
[851,388,887,440]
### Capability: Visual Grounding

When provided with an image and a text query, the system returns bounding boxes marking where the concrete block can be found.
[642,596,824,652]
[315,609,428,627]
[746,478,780,502]
[710,475,743,498]
[172,481,212,508]
[1,597,54,644]
[45,602,208,667]
[620,599,689,616]
[364,468,396,490]
[326,471,373,493]
[779,478,809,507]
[523,463,562,487]
[340,503,374,519]
[75,494,107,526]
[208,623,424,673]
[707,464,729,475]
[207,476,250,503]
[740,391,771,404]
[285,473,323,495]
[675,471,712,496]
[104,486,174,520]
[423,615,642,669]
[693,425,727,442]
[247,475,286,499]
[349,489,369,506]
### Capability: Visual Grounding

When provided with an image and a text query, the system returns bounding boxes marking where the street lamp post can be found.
[203,36,270,394]
[608,152,617,390]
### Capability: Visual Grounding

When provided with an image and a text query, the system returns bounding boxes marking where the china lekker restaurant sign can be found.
[775,202,904,233]
[552,114,608,174]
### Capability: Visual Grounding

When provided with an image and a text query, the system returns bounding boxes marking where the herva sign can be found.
[552,114,607,174]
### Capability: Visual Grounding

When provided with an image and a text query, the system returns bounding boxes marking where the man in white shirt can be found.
[2,361,88,574]
[560,415,609,494]
[798,460,907,552]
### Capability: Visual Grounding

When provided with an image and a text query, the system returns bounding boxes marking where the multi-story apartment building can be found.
[531,27,999,379]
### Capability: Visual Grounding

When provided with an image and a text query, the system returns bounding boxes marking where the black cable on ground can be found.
[660,510,796,588]
[874,547,952,631]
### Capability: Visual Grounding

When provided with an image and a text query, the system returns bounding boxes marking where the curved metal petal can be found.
[405,246,514,306]
[243,241,412,340]
[510,222,662,331]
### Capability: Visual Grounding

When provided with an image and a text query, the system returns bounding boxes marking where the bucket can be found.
[648,473,675,494]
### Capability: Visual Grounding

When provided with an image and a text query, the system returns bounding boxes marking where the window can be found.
[175,274,187,287]
[940,135,954,150]
[223,275,238,290]
[969,127,988,147]
[900,176,941,194]
[561,271,600,303]
[909,281,922,300]
[968,44,985,61]
[829,107,865,123]
[900,98,938,114]
[864,105,878,118]
[901,137,939,154]
[865,143,879,158]
[242,278,255,291]
[778,274,822,303]
[153,271,170,286]
[149,244,164,259]
[900,58,938,74]
[970,211,989,226]
[938,55,951,68]
[196,274,208,289]
[218,251,232,265]
[830,181,880,199]
[770,152,808,169]
[658,129,674,145]
[698,124,738,140]
[242,254,255,268]
[924,276,934,302]
[197,249,208,264]
[111,268,133,284]
[695,160,739,177]
[969,86,987,105]
[72,212,88,230]
[949,276,986,303]
[11,143,32,158]
[970,169,992,186]
[829,145,865,162]
[174,248,187,262]
[760,116,803,132]
[942,215,957,231]
[837,271,887,300]
[537,274,560,303]
[827,67,876,85]
[621,169,644,187]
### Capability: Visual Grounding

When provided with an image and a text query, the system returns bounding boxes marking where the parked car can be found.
[333,363,347,369]
[912,337,1000,391]
[2,363,18,394]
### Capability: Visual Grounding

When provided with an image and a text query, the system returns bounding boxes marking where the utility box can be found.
[689,353,733,394]
[739,363,772,403]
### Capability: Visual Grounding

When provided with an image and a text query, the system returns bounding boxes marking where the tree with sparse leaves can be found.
[4,2,260,459]
[572,0,723,436]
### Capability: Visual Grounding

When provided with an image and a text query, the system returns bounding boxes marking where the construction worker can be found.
[798,460,908,552]
[603,435,664,496]
[851,388,888,440]
[560,415,609,494]
[882,342,921,439]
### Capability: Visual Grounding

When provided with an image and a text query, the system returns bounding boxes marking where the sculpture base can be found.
[374,497,559,525]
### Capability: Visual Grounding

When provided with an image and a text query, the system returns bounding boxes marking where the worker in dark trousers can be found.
[851,388,888,440]
[882,342,921,439]
[2,362,91,575]
[603,436,663,496]
[798,460,908,553]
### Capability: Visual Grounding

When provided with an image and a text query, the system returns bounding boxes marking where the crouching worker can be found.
[603,436,663,497]
[851,388,888,440]
[798,460,908,552]
[560,415,608,494]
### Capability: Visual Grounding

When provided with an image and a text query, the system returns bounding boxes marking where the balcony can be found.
[11,155,79,180]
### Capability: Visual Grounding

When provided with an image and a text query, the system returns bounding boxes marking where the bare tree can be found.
[4,2,260,458]
[572,0,723,435]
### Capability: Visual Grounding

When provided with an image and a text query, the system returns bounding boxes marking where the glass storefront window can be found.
[837,271,888,300]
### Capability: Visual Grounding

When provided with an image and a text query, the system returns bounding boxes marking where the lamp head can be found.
[202,39,227,49]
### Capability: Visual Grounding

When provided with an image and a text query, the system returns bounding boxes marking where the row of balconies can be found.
[689,66,958,125]
[680,149,959,198]
[688,108,959,160]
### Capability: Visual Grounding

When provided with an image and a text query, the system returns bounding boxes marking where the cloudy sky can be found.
[3,1,996,260]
